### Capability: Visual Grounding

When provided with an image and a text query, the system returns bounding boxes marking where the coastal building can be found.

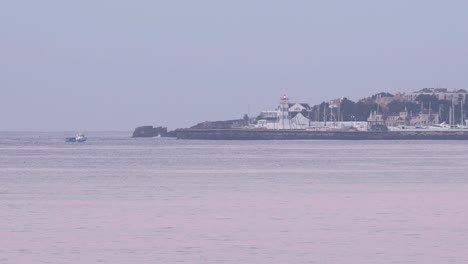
[256,95,311,129]
[367,111,385,126]
[384,111,408,127]
[256,111,279,129]
[290,112,310,129]
[368,109,440,127]
[288,102,312,128]
[258,94,444,130]
[288,103,311,113]
[406,88,468,103]
[408,110,440,126]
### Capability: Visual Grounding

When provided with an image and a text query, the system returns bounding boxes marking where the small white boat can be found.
[65,133,87,142]
[75,133,87,142]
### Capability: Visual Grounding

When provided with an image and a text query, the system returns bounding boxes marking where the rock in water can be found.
[132,126,167,138]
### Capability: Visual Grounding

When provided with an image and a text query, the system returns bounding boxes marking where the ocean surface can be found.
[1,132,468,264]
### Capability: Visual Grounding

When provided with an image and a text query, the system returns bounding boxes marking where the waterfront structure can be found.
[368,109,440,127]
[177,128,468,140]
[257,95,369,130]
[278,95,291,129]
[257,91,450,131]
[384,111,408,127]
[367,111,385,126]
[256,111,279,129]
[256,95,311,129]
[307,121,368,131]
[410,110,440,126]
[288,102,312,128]
[288,103,311,113]
[290,112,310,129]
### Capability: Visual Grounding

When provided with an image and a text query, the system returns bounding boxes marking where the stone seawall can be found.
[176,129,468,140]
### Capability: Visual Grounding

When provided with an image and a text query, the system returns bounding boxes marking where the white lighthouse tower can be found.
[278,95,291,129]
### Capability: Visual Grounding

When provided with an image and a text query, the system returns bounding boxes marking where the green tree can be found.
[340,98,356,121]
[317,102,330,122]
[387,100,406,113]
[438,100,452,123]
[415,95,439,111]
[354,101,378,121]
[387,100,419,113]
[310,105,320,121]
[243,114,249,124]
[372,92,394,99]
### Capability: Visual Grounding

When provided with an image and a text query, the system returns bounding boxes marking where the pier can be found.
[176,129,468,140]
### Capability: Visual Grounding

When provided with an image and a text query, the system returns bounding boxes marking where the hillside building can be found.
[406,88,468,103]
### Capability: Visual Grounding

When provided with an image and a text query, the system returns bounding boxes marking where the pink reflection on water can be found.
[2,184,468,263]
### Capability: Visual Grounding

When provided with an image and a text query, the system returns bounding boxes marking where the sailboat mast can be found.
[450,99,455,127]
[449,105,452,127]
[453,100,456,126]
[323,103,326,126]
[429,101,432,125]
[420,102,423,126]
[462,99,465,126]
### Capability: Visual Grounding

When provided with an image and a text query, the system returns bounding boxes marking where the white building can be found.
[288,103,311,113]
[256,95,366,130]
[406,88,468,103]
[256,95,311,129]
[278,95,291,129]
[256,111,279,129]
[290,112,310,129]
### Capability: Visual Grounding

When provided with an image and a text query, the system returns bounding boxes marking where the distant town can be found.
[190,88,468,131]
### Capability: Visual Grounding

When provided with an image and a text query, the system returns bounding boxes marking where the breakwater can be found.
[176,129,468,140]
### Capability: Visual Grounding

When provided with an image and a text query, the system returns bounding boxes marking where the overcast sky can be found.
[1,0,468,131]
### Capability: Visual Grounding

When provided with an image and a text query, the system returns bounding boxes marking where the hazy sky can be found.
[1,0,468,131]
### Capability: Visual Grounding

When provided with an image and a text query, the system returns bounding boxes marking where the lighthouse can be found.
[278,95,290,129]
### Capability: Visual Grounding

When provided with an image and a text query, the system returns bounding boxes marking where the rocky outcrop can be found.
[132,119,249,138]
[190,119,248,129]
[132,126,168,137]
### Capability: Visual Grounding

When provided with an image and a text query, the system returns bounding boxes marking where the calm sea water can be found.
[1,132,468,264]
